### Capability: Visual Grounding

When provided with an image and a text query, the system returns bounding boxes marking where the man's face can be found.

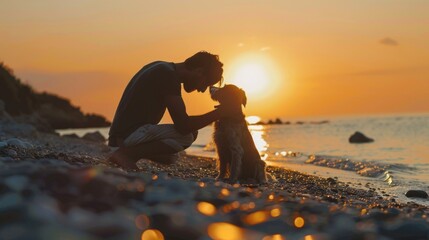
[183,69,210,93]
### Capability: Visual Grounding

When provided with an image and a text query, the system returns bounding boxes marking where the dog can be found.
[210,84,271,184]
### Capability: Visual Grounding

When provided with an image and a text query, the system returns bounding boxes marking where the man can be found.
[108,51,227,170]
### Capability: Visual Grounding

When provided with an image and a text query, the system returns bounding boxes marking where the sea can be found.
[58,113,429,206]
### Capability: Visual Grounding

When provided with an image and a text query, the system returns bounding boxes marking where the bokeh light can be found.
[242,211,269,225]
[141,229,164,240]
[270,208,281,217]
[294,217,305,228]
[263,234,285,240]
[197,202,217,216]
[304,235,315,240]
[221,188,230,196]
[207,222,244,240]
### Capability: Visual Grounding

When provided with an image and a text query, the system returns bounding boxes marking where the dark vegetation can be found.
[0,62,111,129]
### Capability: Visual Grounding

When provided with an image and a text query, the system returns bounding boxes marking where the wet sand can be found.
[0,126,428,239]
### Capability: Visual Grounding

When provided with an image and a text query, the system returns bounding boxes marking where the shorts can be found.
[122,124,197,152]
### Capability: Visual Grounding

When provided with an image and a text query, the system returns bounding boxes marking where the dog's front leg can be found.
[216,157,227,181]
[229,147,244,183]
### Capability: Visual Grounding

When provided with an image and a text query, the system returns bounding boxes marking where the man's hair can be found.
[184,51,224,86]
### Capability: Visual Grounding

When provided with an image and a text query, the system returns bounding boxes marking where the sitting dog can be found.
[210,84,271,184]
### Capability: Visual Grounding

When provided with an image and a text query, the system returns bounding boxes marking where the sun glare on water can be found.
[245,116,261,124]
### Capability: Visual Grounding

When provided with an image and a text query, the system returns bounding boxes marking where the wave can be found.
[304,154,416,186]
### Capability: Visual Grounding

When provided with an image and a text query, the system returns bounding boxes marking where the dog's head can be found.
[210,84,247,107]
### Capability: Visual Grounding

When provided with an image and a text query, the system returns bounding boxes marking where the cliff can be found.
[0,62,111,130]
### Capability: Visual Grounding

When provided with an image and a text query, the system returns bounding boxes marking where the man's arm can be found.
[165,95,222,134]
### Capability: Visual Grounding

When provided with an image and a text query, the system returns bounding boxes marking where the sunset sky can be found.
[1,0,428,122]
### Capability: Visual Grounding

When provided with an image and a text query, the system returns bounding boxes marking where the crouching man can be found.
[108,51,228,170]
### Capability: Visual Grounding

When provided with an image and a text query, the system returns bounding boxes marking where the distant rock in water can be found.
[405,190,428,199]
[349,131,374,143]
[0,62,111,130]
[82,131,106,143]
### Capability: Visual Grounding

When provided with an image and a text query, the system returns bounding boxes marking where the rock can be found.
[348,131,374,143]
[1,123,38,137]
[0,141,7,148]
[82,131,106,143]
[6,138,33,149]
[405,190,428,198]
[62,133,80,139]
[0,100,12,121]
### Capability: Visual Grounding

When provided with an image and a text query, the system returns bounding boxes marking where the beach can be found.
[1,119,429,240]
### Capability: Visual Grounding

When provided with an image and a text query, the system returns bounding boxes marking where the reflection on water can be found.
[248,125,268,154]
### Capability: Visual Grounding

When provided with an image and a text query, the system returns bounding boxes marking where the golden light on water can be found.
[141,229,164,240]
[294,217,305,228]
[207,222,244,240]
[245,116,261,124]
[248,124,268,154]
[197,202,217,216]
[242,211,270,225]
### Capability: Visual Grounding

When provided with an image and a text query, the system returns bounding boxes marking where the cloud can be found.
[380,37,398,46]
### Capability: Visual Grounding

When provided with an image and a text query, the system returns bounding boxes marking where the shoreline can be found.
[1,125,429,239]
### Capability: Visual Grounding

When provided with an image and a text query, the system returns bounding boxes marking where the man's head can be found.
[182,51,223,93]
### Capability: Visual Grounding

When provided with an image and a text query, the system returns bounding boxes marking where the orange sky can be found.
[1,1,428,122]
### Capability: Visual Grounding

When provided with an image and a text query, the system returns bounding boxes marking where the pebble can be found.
[0,193,24,210]
[0,141,7,148]
[4,175,29,192]
[6,149,18,158]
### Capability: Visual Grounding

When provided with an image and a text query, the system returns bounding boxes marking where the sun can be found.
[230,63,269,95]
[226,53,280,99]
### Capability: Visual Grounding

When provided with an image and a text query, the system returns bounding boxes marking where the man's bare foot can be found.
[107,149,139,170]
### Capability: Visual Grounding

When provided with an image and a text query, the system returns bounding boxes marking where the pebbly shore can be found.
[0,121,429,240]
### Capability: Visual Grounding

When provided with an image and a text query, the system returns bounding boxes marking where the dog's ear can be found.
[240,88,247,107]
